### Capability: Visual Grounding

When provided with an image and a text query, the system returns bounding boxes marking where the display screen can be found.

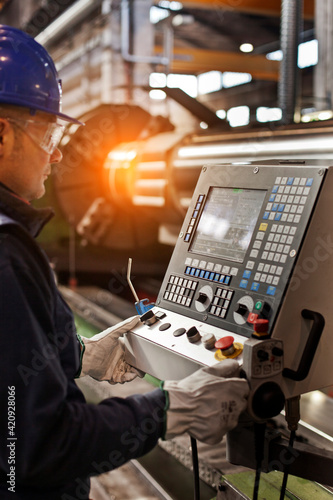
[189,187,267,263]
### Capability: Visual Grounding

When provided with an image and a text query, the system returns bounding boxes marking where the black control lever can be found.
[283,309,325,381]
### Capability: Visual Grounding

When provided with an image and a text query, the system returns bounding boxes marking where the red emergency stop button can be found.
[215,336,235,356]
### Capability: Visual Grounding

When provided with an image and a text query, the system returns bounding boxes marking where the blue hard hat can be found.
[0,25,83,124]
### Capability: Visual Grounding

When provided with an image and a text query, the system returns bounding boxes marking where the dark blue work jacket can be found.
[0,184,165,499]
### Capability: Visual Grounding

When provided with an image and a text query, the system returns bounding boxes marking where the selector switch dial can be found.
[194,285,213,313]
[233,296,254,325]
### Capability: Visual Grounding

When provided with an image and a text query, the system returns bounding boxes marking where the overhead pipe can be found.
[278,0,303,125]
[35,0,103,47]
[121,0,171,66]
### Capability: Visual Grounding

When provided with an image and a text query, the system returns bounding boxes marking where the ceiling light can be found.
[240,43,254,53]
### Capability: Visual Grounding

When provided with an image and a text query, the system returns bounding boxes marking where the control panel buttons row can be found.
[184,194,205,242]
[185,266,232,285]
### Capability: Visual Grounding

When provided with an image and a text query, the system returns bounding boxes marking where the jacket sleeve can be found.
[0,238,165,489]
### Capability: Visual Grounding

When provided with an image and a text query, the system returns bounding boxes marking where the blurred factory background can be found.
[1,0,332,288]
[1,2,333,499]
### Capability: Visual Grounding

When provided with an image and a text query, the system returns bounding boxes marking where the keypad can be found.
[163,275,198,307]
[209,287,234,318]
[243,176,313,296]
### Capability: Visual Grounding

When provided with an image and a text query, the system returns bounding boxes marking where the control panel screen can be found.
[189,187,267,263]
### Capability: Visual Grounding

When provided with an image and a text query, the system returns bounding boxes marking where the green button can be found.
[255,301,262,311]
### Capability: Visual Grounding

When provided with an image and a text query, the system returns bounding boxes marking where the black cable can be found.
[190,437,200,500]
[253,422,266,500]
[279,430,296,500]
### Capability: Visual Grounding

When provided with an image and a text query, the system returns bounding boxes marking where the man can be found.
[0,25,249,499]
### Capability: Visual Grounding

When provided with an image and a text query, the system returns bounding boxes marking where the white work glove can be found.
[162,359,249,445]
[80,315,144,384]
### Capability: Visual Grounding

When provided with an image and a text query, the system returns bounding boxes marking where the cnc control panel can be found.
[125,161,333,400]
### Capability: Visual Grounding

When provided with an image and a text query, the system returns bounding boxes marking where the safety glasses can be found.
[6,118,65,155]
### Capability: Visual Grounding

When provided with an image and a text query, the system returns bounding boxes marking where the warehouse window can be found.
[257,107,282,123]
[222,72,252,88]
[227,106,250,127]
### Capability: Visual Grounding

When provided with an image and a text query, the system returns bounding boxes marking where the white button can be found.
[281,195,288,203]
[270,265,277,274]
[290,186,297,194]
[278,186,284,193]
[294,196,300,204]
[297,187,303,195]
[246,261,255,269]
[277,244,284,253]
[230,267,238,276]
[281,177,288,185]
[300,178,306,186]
[303,187,310,195]
[271,243,277,251]
[192,259,199,267]
[264,264,270,272]
[274,234,281,242]
[266,203,273,210]
[276,266,283,275]
[254,272,261,281]
[294,215,301,223]
[214,263,222,272]
[250,249,259,258]
[258,263,264,271]
[284,186,291,194]
[265,242,271,251]
[275,194,282,202]
[185,258,192,265]
[266,275,273,284]
[280,235,287,243]
[268,252,275,261]
[274,254,281,262]
[277,225,284,233]
[280,254,287,263]
[300,196,307,205]
[253,240,262,249]
[290,226,297,235]
[283,245,290,254]
[199,260,207,269]
[287,214,294,222]
[272,276,280,285]
[281,214,288,221]
[271,224,278,232]
[297,205,304,214]
[269,212,275,220]
[290,205,297,213]
[261,252,268,260]
[256,231,265,240]
[260,274,267,282]
[294,177,300,185]
[284,204,291,213]
[286,236,294,244]
[206,262,214,270]
[275,177,282,184]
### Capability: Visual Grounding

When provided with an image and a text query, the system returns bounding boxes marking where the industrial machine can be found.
[124,159,333,498]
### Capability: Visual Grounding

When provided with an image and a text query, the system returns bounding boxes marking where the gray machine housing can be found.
[125,160,333,400]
